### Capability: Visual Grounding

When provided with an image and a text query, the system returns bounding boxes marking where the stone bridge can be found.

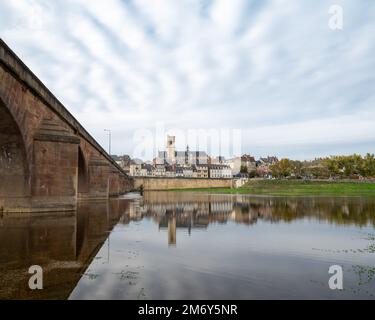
[0,39,133,213]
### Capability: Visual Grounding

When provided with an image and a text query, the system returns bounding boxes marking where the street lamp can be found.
[104,129,111,155]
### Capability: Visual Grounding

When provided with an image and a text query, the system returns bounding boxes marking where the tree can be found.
[293,160,303,178]
[269,154,375,179]
[270,158,294,178]
[240,165,248,173]
[362,153,375,177]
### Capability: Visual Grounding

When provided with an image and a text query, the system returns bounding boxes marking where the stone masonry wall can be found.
[134,177,233,190]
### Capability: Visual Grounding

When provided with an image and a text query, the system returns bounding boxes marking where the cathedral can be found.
[156,135,209,166]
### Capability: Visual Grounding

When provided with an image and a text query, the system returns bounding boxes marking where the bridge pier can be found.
[31,118,80,212]
[119,175,130,194]
[109,166,120,197]
[78,155,110,200]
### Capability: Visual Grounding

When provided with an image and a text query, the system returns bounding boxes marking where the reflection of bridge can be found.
[0,199,130,299]
[0,40,133,213]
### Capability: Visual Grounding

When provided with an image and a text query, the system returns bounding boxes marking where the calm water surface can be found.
[1,192,375,299]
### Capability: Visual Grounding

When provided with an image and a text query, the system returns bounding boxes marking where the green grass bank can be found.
[169,179,375,196]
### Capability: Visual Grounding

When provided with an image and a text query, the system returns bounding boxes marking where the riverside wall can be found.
[133,177,233,190]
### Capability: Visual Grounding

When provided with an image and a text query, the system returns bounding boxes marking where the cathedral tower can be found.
[166,135,176,164]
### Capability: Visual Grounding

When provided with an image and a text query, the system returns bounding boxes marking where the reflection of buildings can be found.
[138,192,375,245]
[141,193,236,245]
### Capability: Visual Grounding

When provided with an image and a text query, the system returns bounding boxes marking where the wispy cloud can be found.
[1,0,374,159]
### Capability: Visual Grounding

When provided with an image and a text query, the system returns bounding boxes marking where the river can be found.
[1,192,375,299]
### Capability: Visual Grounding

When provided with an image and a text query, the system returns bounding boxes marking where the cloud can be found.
[0,0,374,159]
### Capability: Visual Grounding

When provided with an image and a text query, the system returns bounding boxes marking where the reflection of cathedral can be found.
[159,213,209,246]
[167,217,176,246]
[139,194,253,245]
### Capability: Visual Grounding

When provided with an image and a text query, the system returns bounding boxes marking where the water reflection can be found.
[0,192,374,299]
[139,193,375,245]
[0,199,130,299]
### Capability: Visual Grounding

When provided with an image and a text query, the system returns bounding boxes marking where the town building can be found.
[182,166,194,178]
[211,156,226,165]
[209,164,232,179]
[241,154,257,173]
[165,165,176,177]
[175,166,184,177]
[129,163,141,176]
[195,164,209,178]
[225,157,242,175]
[154,164,166,177]
[129,163,151,176]
[126,136,278,180]
[256,156,278,178]
[259,156,279,165]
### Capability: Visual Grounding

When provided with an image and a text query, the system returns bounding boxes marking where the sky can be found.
[0,0,374,160]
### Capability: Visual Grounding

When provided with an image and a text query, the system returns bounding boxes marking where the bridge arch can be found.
[0,98,31,206]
